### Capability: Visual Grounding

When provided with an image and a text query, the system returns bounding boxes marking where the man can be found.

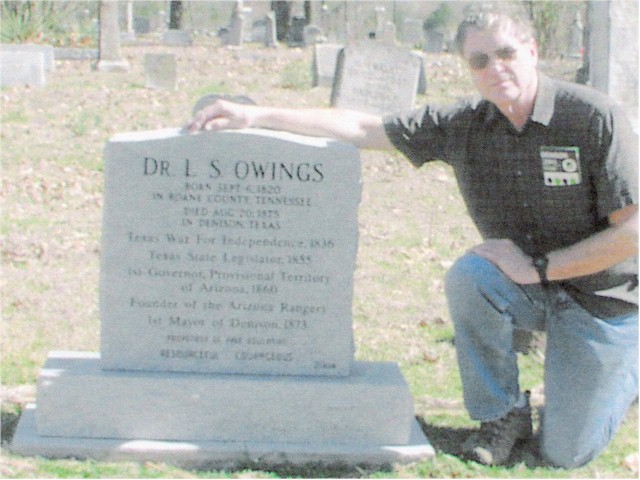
[188,4,638,469]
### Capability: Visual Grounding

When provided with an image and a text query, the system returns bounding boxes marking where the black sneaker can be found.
[462,393,533,465]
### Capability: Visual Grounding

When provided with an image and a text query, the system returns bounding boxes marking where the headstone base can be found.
[10,352,435,469]
[12,406,433,469]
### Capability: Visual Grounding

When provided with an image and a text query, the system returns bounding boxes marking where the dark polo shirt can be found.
[384,74,638,317]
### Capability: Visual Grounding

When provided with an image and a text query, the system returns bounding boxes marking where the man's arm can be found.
[471,204,638,285]
[187,99,394,151]
[546,204,638,281]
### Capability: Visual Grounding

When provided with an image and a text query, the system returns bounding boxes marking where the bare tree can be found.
[522,0,567,57]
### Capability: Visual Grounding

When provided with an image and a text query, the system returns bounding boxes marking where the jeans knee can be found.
[445,253,496,299]
[446,254,480,292]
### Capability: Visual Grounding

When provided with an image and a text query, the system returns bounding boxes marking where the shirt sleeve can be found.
[383,100,475,168]
[595,103,638,218]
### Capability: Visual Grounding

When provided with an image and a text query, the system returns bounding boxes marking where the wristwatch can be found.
[532,255,550,287]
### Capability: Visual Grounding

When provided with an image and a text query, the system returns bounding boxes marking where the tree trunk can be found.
[169,1,183,30]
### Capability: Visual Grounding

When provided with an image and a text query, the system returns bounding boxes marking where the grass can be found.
[0,40,636,478]
[280,59,312,90]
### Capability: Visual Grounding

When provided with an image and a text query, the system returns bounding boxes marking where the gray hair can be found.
[454,2,535,55]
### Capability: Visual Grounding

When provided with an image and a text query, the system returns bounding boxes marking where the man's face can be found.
[462,26,539,109]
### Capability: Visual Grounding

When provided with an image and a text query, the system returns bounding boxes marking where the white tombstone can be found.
[0,51,46,87]
[144,53,177,90]
[163,29,193,46]
[587,0,638,130]
[331,43,422,115]
[99,129,360,376]
[95,0,129,72]
[312,43,343,87]
[0,43,55,71]
[10,128,435,469]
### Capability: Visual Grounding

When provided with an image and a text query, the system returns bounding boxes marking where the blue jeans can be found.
[445,253,638,468]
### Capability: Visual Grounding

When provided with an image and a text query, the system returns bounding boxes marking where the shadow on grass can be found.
[416,415,547,468]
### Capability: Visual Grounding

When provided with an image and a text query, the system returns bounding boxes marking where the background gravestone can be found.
[1,44,55,72]
[264,12,278,47]
[586,0,638,131]
[222,4,244,47]
[380,21,398,44]
[144,53,177,90]
[423,29,444,53]
[95,0,129,72]
[0,51,46,87]
[401,19,424,46]
[331,43,422,115]
[163,29,193,46]
[287,16,307,47]
[312,43,343,87]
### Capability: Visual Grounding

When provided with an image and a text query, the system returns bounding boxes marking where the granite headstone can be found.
[144,53,177,90]
[0,51,46,87]
[330,43,421,115]
[11,128,435,468]
[99,129,360,376]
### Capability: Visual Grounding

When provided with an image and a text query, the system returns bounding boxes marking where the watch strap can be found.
[533,255,550,287]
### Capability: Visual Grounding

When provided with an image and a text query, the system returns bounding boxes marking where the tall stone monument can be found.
[11,127,434,469]
[586,0,638,131]
[95,1,129,72]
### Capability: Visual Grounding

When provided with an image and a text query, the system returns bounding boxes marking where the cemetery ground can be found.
[1,39,637,478]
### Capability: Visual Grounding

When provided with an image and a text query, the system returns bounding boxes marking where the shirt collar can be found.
[482,72,556,128]
[530,73,555,126]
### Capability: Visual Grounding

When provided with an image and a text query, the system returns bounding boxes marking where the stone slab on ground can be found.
[54,48,99,60]
[34,352,415,445]
[0,44,55,71]
[12,404,434,470]
[0,51,46,87]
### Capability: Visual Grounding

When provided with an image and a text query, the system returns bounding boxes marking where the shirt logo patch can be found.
[540,146,581,186]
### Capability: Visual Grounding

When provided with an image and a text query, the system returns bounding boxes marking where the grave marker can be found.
[163,29,193,46]
[222,5,244,47]
[54,48,98,60]
[380,21,398,45]
[331,43,421,115]
[0,51,46,87]
[312,43,343,87]
[303,25,326,46]
[264,12,278,47]
[144,53,177,90]
[11,127,434,468]
[287,16,307,47]
[0,43,55,71]
[423,30,444,54]
[96,0,129,72]
[587,0,638,129]
[99,129,360,376]
[402,19,423,46]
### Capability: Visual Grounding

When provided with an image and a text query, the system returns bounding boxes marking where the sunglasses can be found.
[467,46,518,70]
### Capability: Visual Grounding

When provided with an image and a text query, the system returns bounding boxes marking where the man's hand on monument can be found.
[469,239,540,285]
[187,100,255,133]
